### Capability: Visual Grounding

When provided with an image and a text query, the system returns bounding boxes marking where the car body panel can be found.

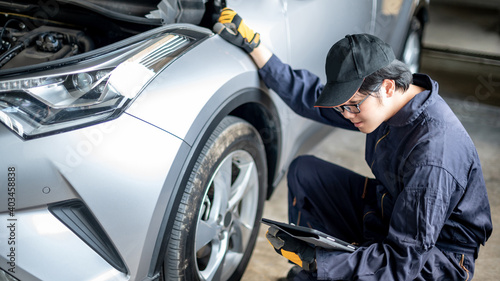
[0,208,128,281]
[125,34,261,146]
[125,31,323,186]
[0,114,185,280]
[285,0,374,81]
[0,0,428,280]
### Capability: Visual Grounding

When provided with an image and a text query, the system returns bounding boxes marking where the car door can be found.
[276,0,375,174]
[286,0,375,81]
[227,0,289,58]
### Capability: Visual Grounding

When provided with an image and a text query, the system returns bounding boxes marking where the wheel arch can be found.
[229,100,281,199]
[148,86,282,279]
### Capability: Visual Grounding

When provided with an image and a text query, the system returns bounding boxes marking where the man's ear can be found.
[381,79,396,98]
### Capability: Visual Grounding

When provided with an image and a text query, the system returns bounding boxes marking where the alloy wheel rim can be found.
[194,150,259,280]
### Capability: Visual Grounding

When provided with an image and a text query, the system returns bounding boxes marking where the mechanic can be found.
[214,8,493,281]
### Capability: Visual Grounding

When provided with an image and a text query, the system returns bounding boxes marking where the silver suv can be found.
[0,1,428,280]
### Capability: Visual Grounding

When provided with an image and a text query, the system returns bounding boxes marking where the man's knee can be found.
[287,155,318,187]
[289,155,316,174]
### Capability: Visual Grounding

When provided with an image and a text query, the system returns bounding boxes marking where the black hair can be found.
[359,59,413,97]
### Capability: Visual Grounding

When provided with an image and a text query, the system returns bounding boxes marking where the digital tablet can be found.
[261,218,358,252]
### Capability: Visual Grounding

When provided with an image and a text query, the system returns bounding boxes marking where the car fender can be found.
[126,32,324,187]
[125,32,330,278]
[126,34,266,144]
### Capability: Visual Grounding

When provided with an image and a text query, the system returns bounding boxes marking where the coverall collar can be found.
[385,74,437,127]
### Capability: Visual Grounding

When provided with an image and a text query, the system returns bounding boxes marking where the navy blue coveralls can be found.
[258,54,493,280]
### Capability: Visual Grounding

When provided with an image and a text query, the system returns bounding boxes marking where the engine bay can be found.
[0,0,222,70]
[0,24,95,69]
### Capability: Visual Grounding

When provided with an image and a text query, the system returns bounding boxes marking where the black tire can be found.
[401,17,423,73]
[164,116,267,281]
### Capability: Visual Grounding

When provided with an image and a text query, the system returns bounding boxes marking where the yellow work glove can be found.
[266,225,317,272]
[213,8,261,53]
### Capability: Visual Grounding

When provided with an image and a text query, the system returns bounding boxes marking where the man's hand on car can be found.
[213,8,261,53]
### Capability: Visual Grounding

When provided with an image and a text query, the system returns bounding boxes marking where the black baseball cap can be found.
[314,34,395,107]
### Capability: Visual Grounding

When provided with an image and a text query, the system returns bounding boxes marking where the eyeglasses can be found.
[333,82,382,114]
[333,93,371,114]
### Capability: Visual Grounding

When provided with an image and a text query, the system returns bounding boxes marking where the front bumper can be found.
[0,113,185,281]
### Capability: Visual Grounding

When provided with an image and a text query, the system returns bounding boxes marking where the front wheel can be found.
[164,116,267,281]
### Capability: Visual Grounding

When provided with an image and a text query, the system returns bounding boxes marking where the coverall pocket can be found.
[362,208,387,243]
[402,190,421,243]
[455,252,474,280]
[416,249,470,281]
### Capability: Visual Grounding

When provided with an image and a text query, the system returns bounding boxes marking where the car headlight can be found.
[0,33,198,139]
[0,268,19,281]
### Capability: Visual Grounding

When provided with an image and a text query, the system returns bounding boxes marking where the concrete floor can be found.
[242,2,500,280]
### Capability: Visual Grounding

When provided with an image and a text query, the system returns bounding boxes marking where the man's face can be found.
[336,92,389,134]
